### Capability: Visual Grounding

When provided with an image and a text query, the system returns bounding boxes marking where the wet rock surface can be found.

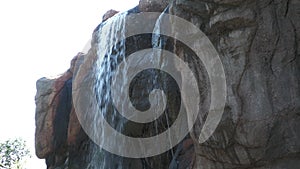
[169,0,300,168]
[35,0,300,168]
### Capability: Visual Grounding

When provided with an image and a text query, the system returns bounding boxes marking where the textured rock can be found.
[169,0,300,168]
[102,9,119,22]
[35,68,74,159]
[35,77,55,158]
[35,0,300,169]
[138,0,169,12]
[35,53,88,168]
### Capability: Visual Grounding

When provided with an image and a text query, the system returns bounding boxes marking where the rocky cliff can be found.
[35,0,300,168]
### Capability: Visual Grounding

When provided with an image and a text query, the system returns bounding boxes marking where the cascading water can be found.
[151,7,177,159]
[73,8,222,168]
[85,8,184,169]
[94,12,129,169]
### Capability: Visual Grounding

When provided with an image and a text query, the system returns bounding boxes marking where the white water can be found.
[151,8,175,158]
[95,12,128,169]
[91,9,177,168]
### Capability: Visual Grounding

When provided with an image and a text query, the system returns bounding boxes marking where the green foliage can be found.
[0,138,31,169]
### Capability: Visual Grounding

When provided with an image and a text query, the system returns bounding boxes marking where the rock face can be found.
[138,0,169,12]
[169,0,300,168]
[35,0,300,169]
[102,9,119,21]
[35,53,93,168]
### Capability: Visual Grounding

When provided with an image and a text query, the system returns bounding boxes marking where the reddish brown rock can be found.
[102,9,119,22]
[35,53,84,159]
[35,77,55,158]
[67,107,82,146]
[35,0,300,168]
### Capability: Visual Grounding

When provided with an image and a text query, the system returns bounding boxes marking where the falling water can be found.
[151,7,176,158]
[94,11,128,169]
[88,8,181,168]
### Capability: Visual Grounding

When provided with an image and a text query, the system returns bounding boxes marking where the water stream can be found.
[90,9,180,168]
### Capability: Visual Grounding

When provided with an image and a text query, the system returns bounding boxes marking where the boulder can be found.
[35,0,300,168]
[102,9,119,22]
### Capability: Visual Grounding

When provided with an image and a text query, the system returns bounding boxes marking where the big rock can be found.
[35,1,300,169]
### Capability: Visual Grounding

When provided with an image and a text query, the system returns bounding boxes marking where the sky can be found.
[0,0,139,168]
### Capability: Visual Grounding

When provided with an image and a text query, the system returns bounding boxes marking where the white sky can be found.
[0,0,139,168]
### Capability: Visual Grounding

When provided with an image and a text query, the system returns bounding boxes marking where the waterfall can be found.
[87,8,180,169]
[94,12,128,169]
[151,7,176,159]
